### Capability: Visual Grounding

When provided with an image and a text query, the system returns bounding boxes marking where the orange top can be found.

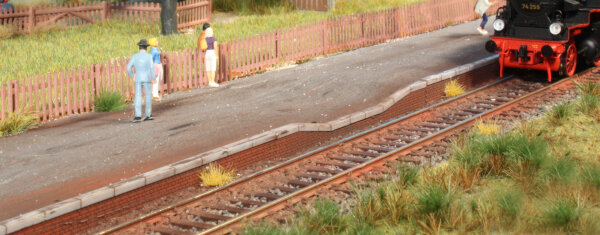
[197,31,206,49]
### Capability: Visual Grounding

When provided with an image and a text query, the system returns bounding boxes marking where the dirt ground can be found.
[0,18,495,221]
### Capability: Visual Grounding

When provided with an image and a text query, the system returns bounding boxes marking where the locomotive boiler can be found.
[485,0,600,81]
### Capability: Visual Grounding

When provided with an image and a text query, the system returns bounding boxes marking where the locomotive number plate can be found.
[521,3,541,10]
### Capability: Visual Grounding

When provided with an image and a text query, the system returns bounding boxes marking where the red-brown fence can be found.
[288,0,329,11]
[0,0,505,122]
[0,0,210,33]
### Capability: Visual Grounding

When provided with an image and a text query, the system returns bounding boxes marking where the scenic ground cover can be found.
[242,82,600,234]
[0,0,420,82]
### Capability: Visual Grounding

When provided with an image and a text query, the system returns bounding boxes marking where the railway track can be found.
[99,69,597,235]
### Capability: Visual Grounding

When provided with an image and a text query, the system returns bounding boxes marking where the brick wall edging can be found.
[0,55,499,235]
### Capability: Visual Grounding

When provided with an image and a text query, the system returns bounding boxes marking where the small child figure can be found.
[474,0,495,35]
[148,38,163,101]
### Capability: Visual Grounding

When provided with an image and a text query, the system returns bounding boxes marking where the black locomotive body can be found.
[486,0,600,81]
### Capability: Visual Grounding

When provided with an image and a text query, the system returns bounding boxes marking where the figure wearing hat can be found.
[127,39,157,122]
[148,38,163,101]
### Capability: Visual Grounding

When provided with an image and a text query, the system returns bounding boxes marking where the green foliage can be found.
[576,81,600,97]
[242,222,288,235]
[213,0,294,15]
[297,199,347,234]
[453,132,549,177]
[577,94,600,116]
[94,90,127,112]
[496,188,522,218]
[0,107,38,137]
[547,103,573,125]
[581,164,600,188]
[417,185,451,217]
[545,157,576,182]
[544,200,581,227]
[397,164,419,186]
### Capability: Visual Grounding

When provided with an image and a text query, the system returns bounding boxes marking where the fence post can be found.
[93,64,100,96]
[27,7,35,33]
[102,1,111,20]
[163,54,171,94]
[275,29,280,59]
[322,20,328,55]
[10,80,16,113]
[361,13,366,45]
[395,7,401,38]
[207,0,212,22]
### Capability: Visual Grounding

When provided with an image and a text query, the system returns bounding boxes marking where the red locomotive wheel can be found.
[594,54,600,66]
[561,44,577,77]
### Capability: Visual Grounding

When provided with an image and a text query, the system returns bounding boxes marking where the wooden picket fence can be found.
[0,0,210,33]
[0,0,505,122]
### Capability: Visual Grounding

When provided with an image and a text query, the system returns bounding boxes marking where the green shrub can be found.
[548,103,573,125]
[242,222,287,235]
[0,107,38,137]
[496,188,522,218]
[577,94,600,115]
[545,157,576,182]
[213,0,294,15]
[298,199,347,234]
[397,164,419,186]
[506,135,549,171]
[417,185,451,217]
[581,165,600,188]
[544,200,580,227]
[576,81,600,97]
[94,90,127,112]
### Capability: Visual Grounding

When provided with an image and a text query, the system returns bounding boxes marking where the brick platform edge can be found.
[1,55,500,235]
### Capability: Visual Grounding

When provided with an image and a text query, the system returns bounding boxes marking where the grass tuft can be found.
[581,164,600,188]
[213,0,294,15]
[198,163,235,187]
[298,199,347,234]
[444,80,465,97]
[576,81,600,97]
[547,103,573,125]
[93,90,127,112]
[496,188,522,218]
[397,164,419,186]
[417,185,451,217]
[0,107,38,137]
[544,199,581,227]
[577,94,600,116]
[545,157,576,182]
[474,120,501,135]
[0,25,17,40]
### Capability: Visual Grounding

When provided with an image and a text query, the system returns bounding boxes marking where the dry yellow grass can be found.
[474,120,501,135]
[0,25,17,40]
[199,163,235,187]
[444,80,466,97]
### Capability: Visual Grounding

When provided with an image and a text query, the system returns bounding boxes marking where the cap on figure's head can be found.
[202,23,211,31]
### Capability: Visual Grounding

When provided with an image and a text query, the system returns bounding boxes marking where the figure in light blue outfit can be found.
[126,39,156,122]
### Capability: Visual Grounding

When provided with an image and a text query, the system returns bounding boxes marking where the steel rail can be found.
[202,76,576,234]
[98,75,518,235]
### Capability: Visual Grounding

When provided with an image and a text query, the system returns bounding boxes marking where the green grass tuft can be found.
[397,164,419,186]
[417,185,451,217]
[547,103,573,125]
[544,200,581,227]
[298,199,347,234]
[93,90,127,112]
[0,25,17,40]
[213,0,294,15]
[576,81,600,97]
[496,188,522,218]
[545,157,576,182]
[581,164,600,188]
[0,107,38,137]
[577,94,600,116]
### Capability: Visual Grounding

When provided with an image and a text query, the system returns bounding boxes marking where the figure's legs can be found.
[134,82,142,118]
[144,82,152,117]
[152,65,162,99]
[480,13,488,29]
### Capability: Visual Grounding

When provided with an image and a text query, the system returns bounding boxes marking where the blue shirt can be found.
[127,51,156,83]
[150,48,161,65]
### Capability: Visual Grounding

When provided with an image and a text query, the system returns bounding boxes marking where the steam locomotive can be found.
[485,0,600,81]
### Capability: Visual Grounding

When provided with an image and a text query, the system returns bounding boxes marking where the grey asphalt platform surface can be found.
[0,19,495,220]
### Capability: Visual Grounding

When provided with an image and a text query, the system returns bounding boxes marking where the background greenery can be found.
[0,0,419,82]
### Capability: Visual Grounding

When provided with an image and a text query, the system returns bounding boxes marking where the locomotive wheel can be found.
[560,43,577,77]
[594,54,600,66]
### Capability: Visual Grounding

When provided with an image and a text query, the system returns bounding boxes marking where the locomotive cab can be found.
[486,0,600,81]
